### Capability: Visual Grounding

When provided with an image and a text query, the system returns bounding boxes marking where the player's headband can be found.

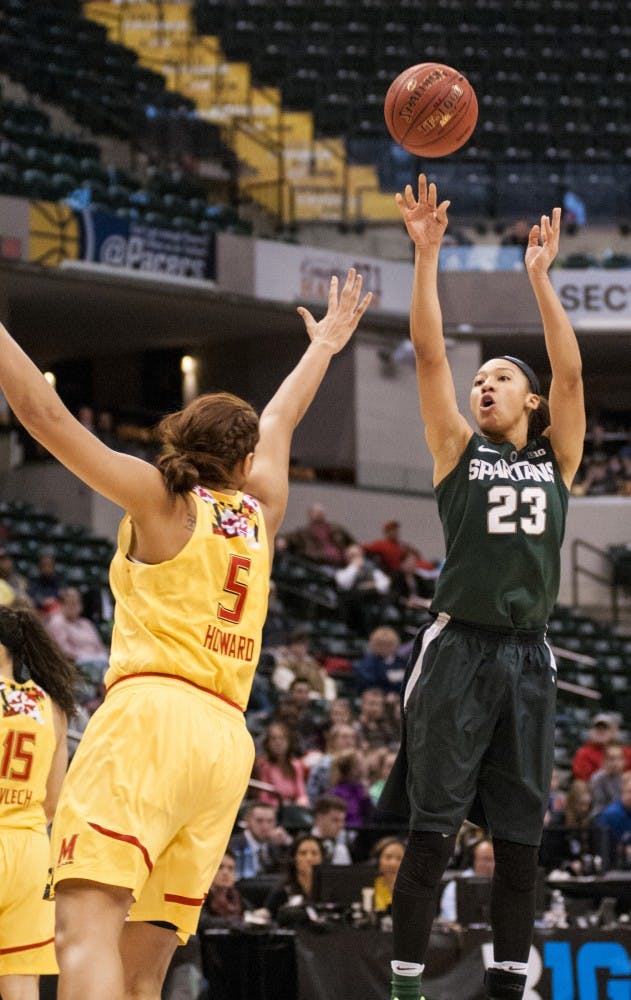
[498,356,540,395]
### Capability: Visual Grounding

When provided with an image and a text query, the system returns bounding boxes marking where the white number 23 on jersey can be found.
[487,485,547,535]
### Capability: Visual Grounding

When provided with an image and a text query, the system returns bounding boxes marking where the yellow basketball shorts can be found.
[49,676,255,942]
[0,827,57,975]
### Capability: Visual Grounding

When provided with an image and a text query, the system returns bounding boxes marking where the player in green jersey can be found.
[380,175,585,1000]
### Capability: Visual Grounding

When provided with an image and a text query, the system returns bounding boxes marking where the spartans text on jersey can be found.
[469,457,555,483]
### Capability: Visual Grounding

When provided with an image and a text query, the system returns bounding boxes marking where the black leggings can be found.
[392,832,539,965]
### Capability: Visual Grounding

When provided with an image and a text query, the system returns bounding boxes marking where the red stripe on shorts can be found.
[87,821,153,873]
[0,936,55,955]
[164,892,207,906]
[105,672,244,712]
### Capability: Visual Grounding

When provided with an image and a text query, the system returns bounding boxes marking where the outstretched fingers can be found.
[528,223,541,247]
[296,306,316,338]
[403,183,417,210]
[327,273,339,312]
[436,198,451,222]
[354,290,373,321]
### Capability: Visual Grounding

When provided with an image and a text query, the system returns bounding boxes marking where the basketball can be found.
[384,63,478,157]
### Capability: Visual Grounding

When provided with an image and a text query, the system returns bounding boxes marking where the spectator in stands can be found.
[0,546,29,602]
[572,713,631,781]
[546,779,594,830]
[27,547,64,612]
[254,720,310,807]
[591,743,627,817]
[328,749,372,827]
[353,626,407,695]
[261,579,288,646]
[617,453,631,497]
[545,766,566,824]
[390,549,437,609]
[373,836,406,914]
[228,801,292,879]
[202,850,249,925]
[362,520,410,574]
[368,746,398,806]
[562,189,587,231]
[579,456,619,496]
[287,503,353,567]
[311,794,352,864]
[307,723,358,805]
[439,839,495,924]
[95,410,119,449]
[46,587,109,667]
[596,771,631,855]
[81,581,115,628]
[355,687,399,750]
[274,678,329,754]
[77,406,97,433]
[264,834,324,920]
[500,219,531,249]
[328,697,354,727]
[335,544,391,634]
[271,627,336,702]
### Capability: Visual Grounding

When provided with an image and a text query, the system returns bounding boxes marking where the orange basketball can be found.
[384,63,478,157]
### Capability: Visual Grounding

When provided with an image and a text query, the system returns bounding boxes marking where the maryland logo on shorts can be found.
[57,833,79,866]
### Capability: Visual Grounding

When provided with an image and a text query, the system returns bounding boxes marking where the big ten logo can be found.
[299,258,383,307]
[482,941,631,999]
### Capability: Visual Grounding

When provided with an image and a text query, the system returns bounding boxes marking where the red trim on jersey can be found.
[0,936,55,955]
[87,821,153,873]
[164,892,208,906]
[105,672,244,713]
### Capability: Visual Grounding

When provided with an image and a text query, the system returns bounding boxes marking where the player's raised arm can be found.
[397,174,472,482]
[0,321,168,516]
[246,268,371,540]
[525,207,585,489]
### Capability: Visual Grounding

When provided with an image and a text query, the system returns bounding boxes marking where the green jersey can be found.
[430,432,569,630]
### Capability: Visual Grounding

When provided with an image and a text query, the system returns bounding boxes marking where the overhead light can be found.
[43,371,56,388]
[180,355,196,374]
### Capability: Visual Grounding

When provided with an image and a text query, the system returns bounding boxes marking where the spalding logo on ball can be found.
[384,63,478,157]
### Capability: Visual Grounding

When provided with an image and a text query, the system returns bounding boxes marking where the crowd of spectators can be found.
[572,422,631,497]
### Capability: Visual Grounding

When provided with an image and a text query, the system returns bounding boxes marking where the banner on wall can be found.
[77,208,216,280]
[551,270,631,328]
[7,198,217,279]
[290,925,631,1000]
[254,241,524,315]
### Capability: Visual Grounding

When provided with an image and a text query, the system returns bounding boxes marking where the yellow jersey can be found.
[0,677,55,831]
[105,486,270,710]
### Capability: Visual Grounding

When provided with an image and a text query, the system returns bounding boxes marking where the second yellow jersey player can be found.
[0,676,58,977]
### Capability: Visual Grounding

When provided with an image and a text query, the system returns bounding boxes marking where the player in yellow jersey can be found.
[0,604,76,1000]
[0,268,371,1000]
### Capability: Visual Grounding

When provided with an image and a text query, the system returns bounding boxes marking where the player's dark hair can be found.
[0,606,77,717]
[156,392,260,495]
[528,395,550,439]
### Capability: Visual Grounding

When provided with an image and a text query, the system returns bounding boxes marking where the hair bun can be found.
[157,452,200,494]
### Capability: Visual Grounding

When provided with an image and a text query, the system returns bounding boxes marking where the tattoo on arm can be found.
[185,511,196,533]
